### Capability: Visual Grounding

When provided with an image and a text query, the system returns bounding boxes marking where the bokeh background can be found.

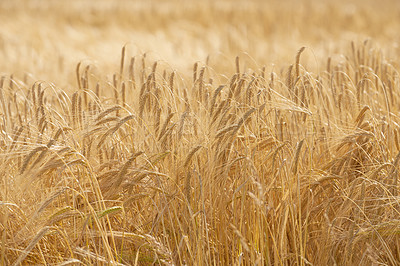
[1,0,399,86]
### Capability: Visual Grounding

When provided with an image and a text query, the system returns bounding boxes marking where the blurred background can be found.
[0,0,399,86]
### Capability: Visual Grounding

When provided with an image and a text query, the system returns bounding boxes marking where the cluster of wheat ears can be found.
[1,38,400,265]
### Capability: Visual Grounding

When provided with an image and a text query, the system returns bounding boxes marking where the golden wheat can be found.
[2,0,400,265]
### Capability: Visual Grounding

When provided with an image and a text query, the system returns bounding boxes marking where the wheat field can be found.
[1,0,400,265]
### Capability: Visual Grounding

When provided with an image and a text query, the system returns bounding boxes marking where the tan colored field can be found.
[2,0,400,265]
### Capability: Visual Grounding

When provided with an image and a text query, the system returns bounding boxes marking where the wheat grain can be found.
[95,105,122,121]
[210,85,224,115]
[120,45,126,76]
[76,62,82,90]
[295,47,306,79]
[71,92,78,129]
[97,114,135,148]
[95,116,119,127]
[354,105,370,127]
[112,151,144,191]
[169,71,175,95]
[9,126,24,151]
[184,145,202,168]
[77,94,83,129]
[121,82,126,108]
[12,226,51,266]
[215,124,237,139]
[193,62,198,83]
[158,109,174,141]
[20,145,48,174]
[292,139,304,175]
[235,56,240,74]
[286,64,294,92]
